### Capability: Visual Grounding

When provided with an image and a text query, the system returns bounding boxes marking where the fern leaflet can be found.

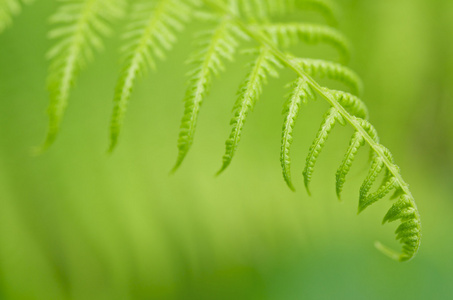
[173,18,243,171]
[329,89,368,119]
[359,156,385,201]
[42,0,125,150]
[218,47,281,174]
[260,23,350,61]
[302,107,342,194]
[379,193,421,261]
[296,58,363,95]
[359,176,398,213]
[281,77,314,191]
[335,131,364,200]
[109,0,190,152]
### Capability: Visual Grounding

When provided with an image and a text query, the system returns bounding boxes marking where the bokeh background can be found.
[0,0,452,299]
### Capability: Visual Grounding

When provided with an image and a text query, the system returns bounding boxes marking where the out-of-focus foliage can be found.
[37,0,422,260]
[44,0,126,150]
[0,0,452,299]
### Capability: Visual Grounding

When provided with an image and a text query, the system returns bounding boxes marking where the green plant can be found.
[1,0,421,262]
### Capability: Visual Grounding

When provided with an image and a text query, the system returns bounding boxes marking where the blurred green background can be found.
[0,0,452,299]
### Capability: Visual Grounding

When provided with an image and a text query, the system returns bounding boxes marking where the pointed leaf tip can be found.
[172,151,189,174]
[216,162,229,177]
[107,138,118,154]
[303,180,312,196]
[283,177,296,191]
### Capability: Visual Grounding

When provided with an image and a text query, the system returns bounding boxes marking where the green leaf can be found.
[42,0,126,151]
[173,19,244,171]
[218,47,281,174]
[336,131,364,199]
[358,156,384,207]
[281,77,314,190]
[109,0,190,152]
[382,195,416,224]
[260,23,350,61]
[296,58,363,95]
[303,107,342,194]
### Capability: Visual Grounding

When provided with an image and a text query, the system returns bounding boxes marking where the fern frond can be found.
[358,145,397,212]
[109,0,190,152]
[335,131,364,200]
[42,0,125,150]
[31,0,421,262]
[359,144,392,204]
[296,58,362,95]
[173,19,243,171]
[302,107,342,194]
[0,0,32,33]
[218,47,281,174]
[260,23,350,61]
[281,77,314,191]
[358,156,384,201]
